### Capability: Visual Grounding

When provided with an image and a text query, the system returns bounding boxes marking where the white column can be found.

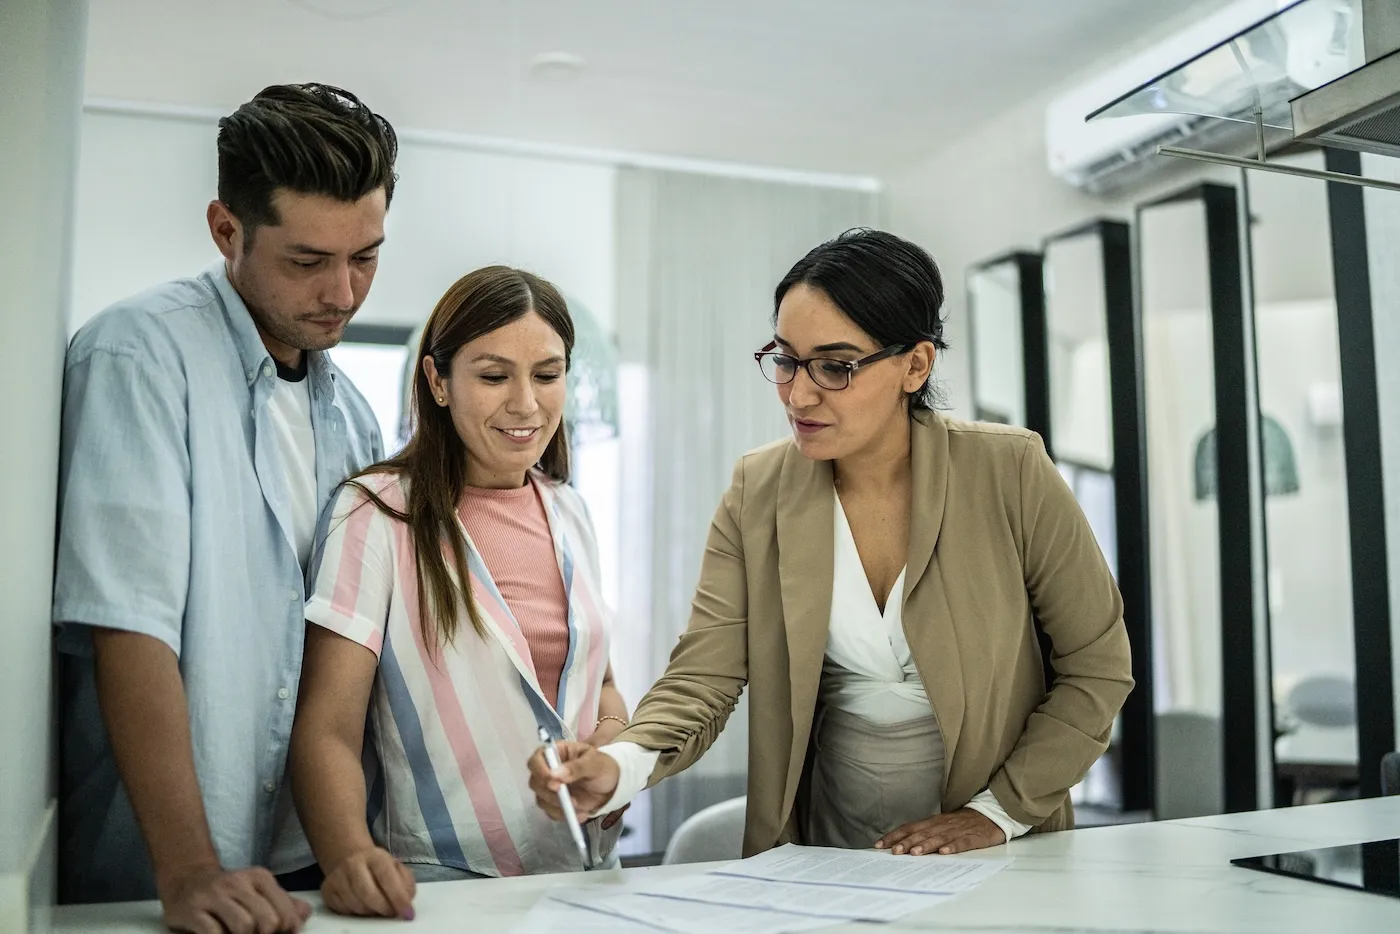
[0,0,88,929]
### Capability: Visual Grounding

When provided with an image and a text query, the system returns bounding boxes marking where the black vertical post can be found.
[1202,182,1261,813]
[1099,220,1154,813]
[1324,149,1397,820]
[1018,253,1052,457]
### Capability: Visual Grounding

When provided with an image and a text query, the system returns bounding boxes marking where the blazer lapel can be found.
[775,444,835,817]
[900,412,964,781]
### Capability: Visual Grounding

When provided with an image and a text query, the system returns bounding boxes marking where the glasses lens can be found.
[759,353,798,384]
[810,359,852,390]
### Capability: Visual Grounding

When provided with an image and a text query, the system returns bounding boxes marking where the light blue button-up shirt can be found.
[53,265,383,904]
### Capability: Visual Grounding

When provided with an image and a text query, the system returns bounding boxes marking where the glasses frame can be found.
[753,341,914,391]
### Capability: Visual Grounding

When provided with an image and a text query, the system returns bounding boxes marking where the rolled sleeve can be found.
[52,345,191,657]
[304,482,395,656]
[595,742,660,815]
[965,789,1032,842]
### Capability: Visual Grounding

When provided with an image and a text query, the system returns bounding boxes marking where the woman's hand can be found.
[527,740,621,822]
[321,847,416,920]
[874,808,1006,856]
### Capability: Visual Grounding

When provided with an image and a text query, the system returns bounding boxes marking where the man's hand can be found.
[526,740,621,822]
[320,847,416,920]
[874,808,1007,856]
[158,865,310,934]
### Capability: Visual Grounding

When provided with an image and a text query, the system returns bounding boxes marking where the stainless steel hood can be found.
[1293,50,1400,156]
[1089,0,1400,192]
[1293,0,1400,154]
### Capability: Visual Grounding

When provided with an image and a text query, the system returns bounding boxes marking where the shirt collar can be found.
[205,262,335,400]
[207,262,275,386]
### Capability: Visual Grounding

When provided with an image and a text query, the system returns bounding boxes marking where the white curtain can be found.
[613,168,878,846]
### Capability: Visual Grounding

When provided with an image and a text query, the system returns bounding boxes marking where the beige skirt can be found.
[801,705,947,849]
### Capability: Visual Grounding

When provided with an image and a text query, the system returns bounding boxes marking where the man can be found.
[54,83,397,932]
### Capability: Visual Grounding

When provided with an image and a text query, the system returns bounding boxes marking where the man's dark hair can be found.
[217,83,398,247]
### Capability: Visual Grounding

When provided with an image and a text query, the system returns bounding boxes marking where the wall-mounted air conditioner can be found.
[1047,0,1286,194]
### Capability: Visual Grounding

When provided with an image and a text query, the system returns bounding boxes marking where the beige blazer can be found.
[616,411,1134,856]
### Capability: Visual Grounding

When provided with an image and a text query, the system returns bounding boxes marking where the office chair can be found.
[661,796,747,865]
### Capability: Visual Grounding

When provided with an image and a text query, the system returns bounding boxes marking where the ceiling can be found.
[84,0,1232,177]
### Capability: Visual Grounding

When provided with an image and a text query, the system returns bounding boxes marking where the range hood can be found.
[1089,0,1400,192]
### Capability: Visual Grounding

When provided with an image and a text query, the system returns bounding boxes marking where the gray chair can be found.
[661,796,747,865]
[1155,711,1224,819]
[1286,675,1356,729]
[1383,752,1400,797]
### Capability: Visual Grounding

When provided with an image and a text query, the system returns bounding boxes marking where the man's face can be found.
[210,187,387,363]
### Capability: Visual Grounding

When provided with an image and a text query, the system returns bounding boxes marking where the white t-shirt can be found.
[265,361,318,570]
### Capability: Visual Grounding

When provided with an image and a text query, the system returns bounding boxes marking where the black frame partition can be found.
[1136,182,1268,815]
[1040,220,1153,814]
[966,251,1050,445]
[1325,149,1398,810]
[966,250,1055,696]
[1044,220,1155,814]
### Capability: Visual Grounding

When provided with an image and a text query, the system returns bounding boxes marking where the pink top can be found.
[459,481,571,707]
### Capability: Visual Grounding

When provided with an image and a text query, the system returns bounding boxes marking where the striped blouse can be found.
[304,470,620,877]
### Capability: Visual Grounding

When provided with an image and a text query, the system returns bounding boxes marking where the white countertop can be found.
[51,797,1400,933]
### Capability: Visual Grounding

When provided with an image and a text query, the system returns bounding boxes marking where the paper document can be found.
[548,889,837,934]
[511,894,663,934]
[637,872,950,920]
[715,843,1009,894]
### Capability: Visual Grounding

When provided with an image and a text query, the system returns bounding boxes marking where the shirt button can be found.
[263,780,276,794]
[277,687,290,700]
[263,362,273,377]
[288,589,301,603]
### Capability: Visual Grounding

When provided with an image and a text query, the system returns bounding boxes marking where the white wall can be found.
[0,1,87,929]
[71,111,616,336]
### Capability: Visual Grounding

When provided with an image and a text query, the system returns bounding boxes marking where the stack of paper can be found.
[513,844,1010,933]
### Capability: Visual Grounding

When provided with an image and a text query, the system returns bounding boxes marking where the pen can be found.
[538,726,591,866]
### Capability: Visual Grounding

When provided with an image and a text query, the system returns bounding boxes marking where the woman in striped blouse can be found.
[290,266,629,919]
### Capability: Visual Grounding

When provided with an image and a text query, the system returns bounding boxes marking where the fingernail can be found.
[402,907,415,921]
[911,847,923,855]
[893,846,903,855]
[874,842,885,849]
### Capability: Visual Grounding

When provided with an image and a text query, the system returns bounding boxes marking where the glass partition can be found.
[1045,234,1115,473]
[1247,151,1359,807]
[1137,184,1270,818]
[967,254,1039,428]
[1043,222,1153,816]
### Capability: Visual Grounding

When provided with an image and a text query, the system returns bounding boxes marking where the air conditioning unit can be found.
[1047,0,1290,193]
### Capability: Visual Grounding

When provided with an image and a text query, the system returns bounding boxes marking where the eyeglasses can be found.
[753,341,913,391]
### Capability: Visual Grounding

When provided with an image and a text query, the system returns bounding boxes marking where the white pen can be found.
[538,726,591,866]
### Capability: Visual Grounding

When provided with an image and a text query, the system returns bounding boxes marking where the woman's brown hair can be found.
[346,265,574,647]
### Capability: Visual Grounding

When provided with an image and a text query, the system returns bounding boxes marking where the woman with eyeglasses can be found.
[528,228,1133,859]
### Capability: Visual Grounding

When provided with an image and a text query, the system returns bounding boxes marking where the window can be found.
[327,325,414,454]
